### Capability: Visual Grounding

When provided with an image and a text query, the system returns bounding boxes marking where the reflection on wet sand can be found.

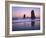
[31,21,35,26]
[12,19,40,31]
[31,21,35,30]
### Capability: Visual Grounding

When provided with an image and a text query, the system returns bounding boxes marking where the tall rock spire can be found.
[31,10,35,19]
[23,14,25,18]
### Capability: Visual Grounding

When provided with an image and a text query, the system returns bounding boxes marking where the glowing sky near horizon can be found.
[12,7,40,18]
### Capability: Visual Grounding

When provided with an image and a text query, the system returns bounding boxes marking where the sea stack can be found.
[31,10,35,19]
[24,14,25,18]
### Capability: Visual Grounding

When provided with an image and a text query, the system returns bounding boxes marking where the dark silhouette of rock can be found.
[24,14,25,18]
[31,10,35,19]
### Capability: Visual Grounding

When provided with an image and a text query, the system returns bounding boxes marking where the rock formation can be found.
[31,10,35,19]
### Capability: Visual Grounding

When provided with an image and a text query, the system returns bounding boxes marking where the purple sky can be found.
[12,7,40,18]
